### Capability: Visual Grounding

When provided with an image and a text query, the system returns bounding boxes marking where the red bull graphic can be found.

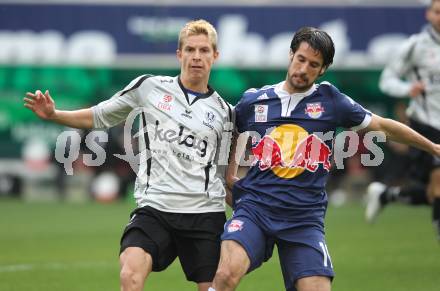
[305,102,325,119]
[251,124,332,179]
[227,219,244,232]
[289,134,332,172]
[251,135,283,171]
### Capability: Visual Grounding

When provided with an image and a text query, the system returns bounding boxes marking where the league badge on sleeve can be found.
[305,103,324,119]
[255,105,268,122]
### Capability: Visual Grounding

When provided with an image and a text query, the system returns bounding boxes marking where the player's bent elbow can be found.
[225,175,239,190]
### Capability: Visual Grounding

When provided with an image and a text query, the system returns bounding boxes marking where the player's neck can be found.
[180,75,209,94]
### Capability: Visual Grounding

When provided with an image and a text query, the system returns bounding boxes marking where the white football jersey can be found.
[92,75,233,213]
[379,25,440,131]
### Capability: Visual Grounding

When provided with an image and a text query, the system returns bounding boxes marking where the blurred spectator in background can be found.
[51,124,136,202]
[366,0,440,241]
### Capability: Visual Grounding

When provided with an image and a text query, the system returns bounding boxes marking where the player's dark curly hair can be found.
[290,27,335,69]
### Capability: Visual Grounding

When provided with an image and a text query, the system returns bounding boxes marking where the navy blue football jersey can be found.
[233,81,371,224]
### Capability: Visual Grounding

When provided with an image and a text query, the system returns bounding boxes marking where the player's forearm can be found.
[225,151,239,190]
[379,117,436,155]
[50,108,94,129]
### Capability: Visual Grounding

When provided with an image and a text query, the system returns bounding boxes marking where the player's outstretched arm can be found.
[24,90,94,129]
[366,114,440,157]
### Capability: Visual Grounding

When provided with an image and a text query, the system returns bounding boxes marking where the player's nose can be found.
[298,62,309,74]
[193,49,201,60]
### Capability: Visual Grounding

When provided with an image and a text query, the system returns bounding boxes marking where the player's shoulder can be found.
[123,74,154,89]
[401,29,430,51]
[211,90,229,105]
[317,81,343,98]
[318,81,360,108]
[242,83,277,101]
[121,74,175,96]
[211,91,233,115]
[142,75,176,86]
[405,32,425,47]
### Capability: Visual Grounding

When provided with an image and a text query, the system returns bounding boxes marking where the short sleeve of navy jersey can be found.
[234,94,250,133]
[332,86,371,128]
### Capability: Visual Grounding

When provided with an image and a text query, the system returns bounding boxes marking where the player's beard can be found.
[287,72,312,92]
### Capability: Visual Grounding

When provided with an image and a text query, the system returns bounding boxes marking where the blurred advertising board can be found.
[0,3,418,158]
[0,3,425,68]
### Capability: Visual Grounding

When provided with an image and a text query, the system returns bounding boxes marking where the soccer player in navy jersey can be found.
[209,27,440,291]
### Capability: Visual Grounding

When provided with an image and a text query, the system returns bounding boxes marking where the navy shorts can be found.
[221,205,334,291]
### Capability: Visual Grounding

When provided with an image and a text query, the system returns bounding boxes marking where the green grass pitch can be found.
[0,199,439,291]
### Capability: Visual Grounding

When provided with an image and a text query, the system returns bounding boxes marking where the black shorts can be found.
[120,206,226,283]
[408,119,440,183]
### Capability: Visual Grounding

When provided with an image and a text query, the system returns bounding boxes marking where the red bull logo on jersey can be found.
[305,102,325,119]
[251,124,332,179]
[288,134,332,172]
[251,135,283,171]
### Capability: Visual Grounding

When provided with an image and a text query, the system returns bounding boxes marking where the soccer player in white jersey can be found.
[366,0,440,241]
[24,19,233,291]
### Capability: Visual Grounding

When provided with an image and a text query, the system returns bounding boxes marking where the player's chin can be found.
[292,80,309,90]
[189,71,206,80]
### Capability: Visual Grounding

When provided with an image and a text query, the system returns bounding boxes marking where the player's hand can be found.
[24,90,56,120]
[409,81,426,98]
[432,143,440,158]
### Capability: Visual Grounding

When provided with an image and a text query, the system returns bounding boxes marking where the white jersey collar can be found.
[275,81,317,98]
[275,81,317,117]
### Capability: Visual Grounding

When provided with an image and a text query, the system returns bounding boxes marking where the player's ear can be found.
[176,49,182,62]
[318,66,327,76]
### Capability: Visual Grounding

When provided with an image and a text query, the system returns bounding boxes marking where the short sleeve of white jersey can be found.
[379,35,418,97]
[92,75,147,129]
